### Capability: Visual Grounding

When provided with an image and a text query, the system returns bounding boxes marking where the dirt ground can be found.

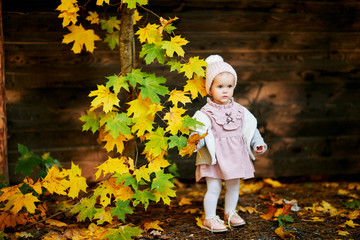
[7,177,360,240]
[132,177,360,240]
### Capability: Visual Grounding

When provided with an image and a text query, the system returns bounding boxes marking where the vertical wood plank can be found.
[0,1,9,183]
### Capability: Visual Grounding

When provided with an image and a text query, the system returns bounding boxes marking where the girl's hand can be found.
[255,145,265,154]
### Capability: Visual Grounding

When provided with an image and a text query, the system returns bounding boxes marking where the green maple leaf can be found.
[15,144,42,176]
[105,226,142,240]
[166,59,182,72]
[132,188,156,210]
[100,16,120,33]
[138,74,169,103]
[180,56,207,78]
[182,115,204,129]
[125,69,148,87]
[114,172,138,190]
[70,197,96,221]
[123,0,148,9]
[164,23,176,34]
[112,200,134,222]
[106,74,129,94]
[104,31,119,50]
[140,43,166,64]
[144,127,168,157]
[105,112,132,138]
[168,135,187,150]
[79,110,99,133]
[151,170,175,192]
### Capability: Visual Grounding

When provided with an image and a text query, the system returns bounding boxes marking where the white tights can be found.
[204,177,240,219]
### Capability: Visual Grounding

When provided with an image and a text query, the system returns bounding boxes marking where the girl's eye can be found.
[228,85,233,88]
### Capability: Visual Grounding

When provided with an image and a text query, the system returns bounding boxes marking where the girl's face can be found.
[209,72,235,105]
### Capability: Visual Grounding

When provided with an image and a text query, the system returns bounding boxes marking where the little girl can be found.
[192,55,267,233]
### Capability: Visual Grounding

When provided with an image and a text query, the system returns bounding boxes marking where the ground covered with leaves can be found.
[5,177,360,240]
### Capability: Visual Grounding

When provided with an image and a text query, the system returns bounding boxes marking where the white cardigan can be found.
[192,107,267,165]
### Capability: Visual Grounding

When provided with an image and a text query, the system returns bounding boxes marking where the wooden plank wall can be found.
[3,0,360,183]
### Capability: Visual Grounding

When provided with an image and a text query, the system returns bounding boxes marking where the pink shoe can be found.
[224,210,246,228]
[202,215,228,233]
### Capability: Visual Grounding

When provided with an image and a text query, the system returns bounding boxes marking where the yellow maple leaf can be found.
[96,0,110,5]
[310,217,325,222]
[95,156,130,180]
[102,131,133,153]
[56,0,79,27]
[147,156,170,172]
[337,230,350,236]
[347,209,360,220]
[132,116,154,137]
[146,102,164,118]
[184,208,199,214]
[89,85,119,113]
[5,192,39,214]
[134,165,151,183]
[127,95,152,118]
[66,162,88,198]
[178,197,192,206]
[143,220,164,232]
[184,74,207,100]
[113,183,134,201]
[168,89,191,106]
[239,181,264,195]
[164,106,186,134]
[62,24,101,53]
[179,56,207,79]
[133,10,142,25]
[154,185,176,205]
[345,220,360,228]
[195,217,203,228]
[42,166,70,195]
[162,35,189,57]
[135,23,161,44]
[0,185,22,202]
[94,208,113,225]
[263,178,283,188]
[86,11,100,24]
[45,219,67,227]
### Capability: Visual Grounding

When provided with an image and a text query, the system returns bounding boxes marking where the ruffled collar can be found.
[206,97,235,109]
[202,97,244,130]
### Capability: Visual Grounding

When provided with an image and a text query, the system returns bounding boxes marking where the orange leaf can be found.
[260,205,277,220]
[179,132,208,157]
[275,226,296,240]
[0,212,28,230]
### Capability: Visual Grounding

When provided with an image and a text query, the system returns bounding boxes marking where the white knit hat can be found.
[205,55,237,94]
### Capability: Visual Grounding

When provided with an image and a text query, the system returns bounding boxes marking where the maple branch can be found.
[136,3,160,19]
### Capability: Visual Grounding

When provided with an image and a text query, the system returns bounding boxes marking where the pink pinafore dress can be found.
[195,98,255,182]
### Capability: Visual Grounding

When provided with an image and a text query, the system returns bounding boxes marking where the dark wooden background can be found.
[2,0,360,183]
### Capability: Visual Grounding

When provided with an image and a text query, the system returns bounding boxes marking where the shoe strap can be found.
[226,210,239,229]
[210,215,224,233]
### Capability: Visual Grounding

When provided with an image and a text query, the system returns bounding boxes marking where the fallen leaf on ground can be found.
[178,197,192,206]
[195,217,203,228]
[260,205,277,220]
[143,220,164,232]
[337,230,350,236]
[274,226,296,240]
[184,208,199,214]
[45,219,67,227]
[263,178,283,188]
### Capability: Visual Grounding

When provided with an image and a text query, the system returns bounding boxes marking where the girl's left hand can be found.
[255,145,265,154]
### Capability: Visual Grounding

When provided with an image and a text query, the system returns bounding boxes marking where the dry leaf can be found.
[45,219,67,227]
[263,178,283,188]
[275,226,296,240]
[178,197,192,206]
